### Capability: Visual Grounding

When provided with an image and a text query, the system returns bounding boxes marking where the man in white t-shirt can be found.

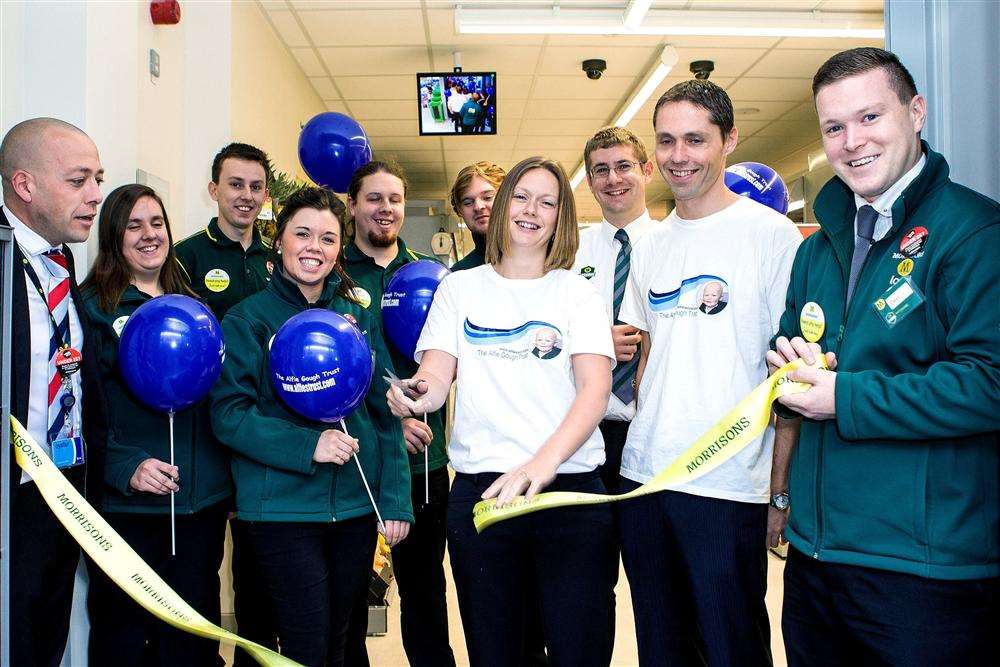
[617,80,802,666]
[572,126,658,658]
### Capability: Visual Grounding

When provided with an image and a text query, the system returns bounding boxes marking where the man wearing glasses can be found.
[572,126,657,659]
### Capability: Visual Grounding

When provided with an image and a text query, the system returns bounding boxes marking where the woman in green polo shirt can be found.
[81,183,231,666]
[210,186,413,667]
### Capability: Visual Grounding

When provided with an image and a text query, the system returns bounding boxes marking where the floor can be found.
[223,549,789,666]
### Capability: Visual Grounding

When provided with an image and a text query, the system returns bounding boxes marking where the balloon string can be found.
[168,410,176,557]
[340,419,385,533]
[423,412,429,505]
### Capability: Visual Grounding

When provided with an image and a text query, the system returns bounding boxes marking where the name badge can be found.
[51,436,85,469]
[873,276,925,328]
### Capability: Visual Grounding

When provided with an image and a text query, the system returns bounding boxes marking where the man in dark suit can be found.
[1,117,107,666]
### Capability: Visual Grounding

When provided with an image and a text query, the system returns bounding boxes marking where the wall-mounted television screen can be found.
[417,72,497,135]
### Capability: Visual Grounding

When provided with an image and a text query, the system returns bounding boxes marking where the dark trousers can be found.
[245,515,377,667]
[783,546,1000,666]
[618,479,771,667]
[87,504,228,667]
[597,419,629,663]
[391,466,457,667]
[448,471,616,667]
[8,482,81,667]
[231,518,278,666]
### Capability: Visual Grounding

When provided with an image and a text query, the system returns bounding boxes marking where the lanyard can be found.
[21,255,72,350]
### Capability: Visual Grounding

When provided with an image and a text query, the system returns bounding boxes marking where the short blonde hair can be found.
[583,126,650,173]
[449,161,506,217]
[485,156,579,272]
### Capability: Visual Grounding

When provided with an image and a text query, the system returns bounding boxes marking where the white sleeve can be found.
[414,273,460,362]
[618,240,649,332]
[567,278,615,360]
[764,220,803,332]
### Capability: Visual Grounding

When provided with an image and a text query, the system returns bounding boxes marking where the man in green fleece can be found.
[768,47,999,665]
[343,160,456,667]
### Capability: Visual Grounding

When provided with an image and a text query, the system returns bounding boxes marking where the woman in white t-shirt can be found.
[387,156,617,666]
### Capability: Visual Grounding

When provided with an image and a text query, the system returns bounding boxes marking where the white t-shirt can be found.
[572,211,658,421]
[416,265,615,474]
[619,197,801,502]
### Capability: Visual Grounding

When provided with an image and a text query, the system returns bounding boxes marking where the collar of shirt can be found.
[345,238,413,272]
[599,210,654,247]
[4,206,56,258]
[206,217,267,253]
[853,154,927,242]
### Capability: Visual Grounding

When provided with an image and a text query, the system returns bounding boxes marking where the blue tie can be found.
[846,205,878,306]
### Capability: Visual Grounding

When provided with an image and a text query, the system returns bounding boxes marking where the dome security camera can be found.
[582,59,607,80]
[690,60,715,80]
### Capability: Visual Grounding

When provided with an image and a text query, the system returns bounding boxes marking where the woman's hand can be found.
[380,520,411,547]
[386,379,432,418]
[401,417,433,454]
[313,429,359,465]
[129,458,180,495]
[482,452,560,508]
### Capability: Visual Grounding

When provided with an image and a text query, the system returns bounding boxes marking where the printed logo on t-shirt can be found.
[463,318,563,360]
[648,274,729,318]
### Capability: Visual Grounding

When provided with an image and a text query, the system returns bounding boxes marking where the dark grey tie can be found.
[846,205,879,306]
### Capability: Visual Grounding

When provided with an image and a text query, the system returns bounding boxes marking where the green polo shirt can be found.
[451,243,485,272]
[344,238,449,475]
[174,217,272,320]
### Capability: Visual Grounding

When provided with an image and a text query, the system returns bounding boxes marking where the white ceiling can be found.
[258,0,883,221]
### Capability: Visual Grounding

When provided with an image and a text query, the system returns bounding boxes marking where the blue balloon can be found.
[119,295,225,413]
[298,112,373,193]
[382,260,450,360]
[724,162,789,214]
[269,310,374,423]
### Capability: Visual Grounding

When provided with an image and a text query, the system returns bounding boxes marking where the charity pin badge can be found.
[799,301,825,343]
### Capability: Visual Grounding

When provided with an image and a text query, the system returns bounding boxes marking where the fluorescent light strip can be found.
[623,0,653,31]
[457,8,884,39]
[570,46,678,190]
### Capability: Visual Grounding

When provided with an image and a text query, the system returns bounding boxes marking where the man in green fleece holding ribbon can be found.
[769,47,999,665]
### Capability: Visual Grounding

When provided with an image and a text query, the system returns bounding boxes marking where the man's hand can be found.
[767,336,838,374]
[612,324,641,362]
[314,430,360,465]
[767,506,789,549]
[386,378,432,418]
[402,417,433,455]
[380,520,411,547]
[129,458,179,495]
[779,365,838,420]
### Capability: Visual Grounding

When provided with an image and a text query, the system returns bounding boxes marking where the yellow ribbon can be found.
[473,358,824,532]
[9,416,302,667]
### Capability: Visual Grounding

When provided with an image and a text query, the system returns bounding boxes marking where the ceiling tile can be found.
[546,33,668,47]
[258,0,289,10]
[754,120,822,138]
[776,36,884,50]
[781,101,819,121]
[431,46,542,76]
[392,149,442,164]
[291,47,326,77]
[744,49,843,78]
[514,136,590,152]
[308,77,337,98]
[336,75,413,100]
[373,137,439,151]
[520,118,610,136]
[439,135,516,152]
[532,76,635,100]
[671,46,770,78]
[267,10,309,47]
[521,98,617,120]
[300,8,425,47]
[725,77,812,102]
[728,99,801,120]
[665,35,781,49]
[357,119,420,137]
[497,76,535,100]
[538,46,658,77]
[732,119,770,137]
[318,47,430,76]
[498,98,526,119]
[324,100,348,113]
[349,100,415,121]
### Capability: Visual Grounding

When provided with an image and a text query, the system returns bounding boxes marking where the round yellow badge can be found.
[350,287,372,309]
[897,259,914,277]
[204,268,230,293]
[112,315,129,337]
[799,301,825,343]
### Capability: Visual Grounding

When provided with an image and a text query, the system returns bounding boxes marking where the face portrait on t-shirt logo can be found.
[698,281,728,315]
[463,318,564,360]
[530,328,563,360]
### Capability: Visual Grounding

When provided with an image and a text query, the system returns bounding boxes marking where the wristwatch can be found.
[770,492,790,511]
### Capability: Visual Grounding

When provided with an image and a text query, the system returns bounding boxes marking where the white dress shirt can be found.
[572,210,658,421]
[6,206,85,484]
[854,154,927,242]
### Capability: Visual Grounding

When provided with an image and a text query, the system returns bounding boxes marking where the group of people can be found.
[445,82,493,134]
[1,46,996,667]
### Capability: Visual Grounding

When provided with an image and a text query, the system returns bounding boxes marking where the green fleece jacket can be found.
[344,239,449,475]
[82,285,231,514]
[210,268,413,523]
[774,144,999,580]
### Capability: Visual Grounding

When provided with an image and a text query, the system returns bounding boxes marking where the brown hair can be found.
[274,186,356,300]
[583,126,650,173]
[485,156,579,272]
[212,142,272,185]
[653,79,734,139]
[812,47,918,105]
[347,159,409,202]
[82,184,195,313]
[449,161,506,217]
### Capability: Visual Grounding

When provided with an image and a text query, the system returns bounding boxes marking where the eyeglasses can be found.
[589,161,640,181]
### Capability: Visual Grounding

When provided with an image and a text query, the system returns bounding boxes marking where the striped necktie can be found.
[611,229,637,404]
[41,249,73,443]
[846,205,879,307]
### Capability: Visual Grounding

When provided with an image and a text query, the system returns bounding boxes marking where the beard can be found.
[366,227,398,248]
